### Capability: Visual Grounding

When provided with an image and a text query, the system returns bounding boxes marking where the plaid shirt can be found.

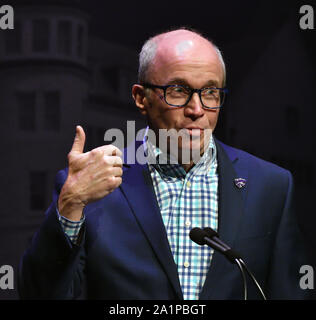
[58,136,218,300]
[57,213,84,243]
[146,136,218,300]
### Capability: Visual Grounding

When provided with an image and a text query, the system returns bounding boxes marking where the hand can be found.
[58,126,123,221]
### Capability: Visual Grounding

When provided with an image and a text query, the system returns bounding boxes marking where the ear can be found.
[132,84,148,116]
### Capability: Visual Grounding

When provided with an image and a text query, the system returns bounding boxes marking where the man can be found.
[19,28,309,299]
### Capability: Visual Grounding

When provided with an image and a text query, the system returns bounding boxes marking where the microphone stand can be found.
[202,228,267,300]
[190,227,267,300]
[203,235,249,300]
[238,258,267,300]
[234,258,248,300]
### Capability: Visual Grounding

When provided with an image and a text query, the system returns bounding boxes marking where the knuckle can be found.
[101,145,113,155]
[112,178,122,190]
[106,176,117,189]
[103,144,121,156]
[103,155,112,166]
[109,176,122,189]
[90,148,99,157]
[113,147,123,157]
[114,156,123,166]
[103,155,122,167]
[104,167,113,177]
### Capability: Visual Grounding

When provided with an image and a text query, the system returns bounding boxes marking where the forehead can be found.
[150,32,223,85]
[175,39,194,55]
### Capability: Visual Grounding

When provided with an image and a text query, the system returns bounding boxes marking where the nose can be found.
[184,92,204,119]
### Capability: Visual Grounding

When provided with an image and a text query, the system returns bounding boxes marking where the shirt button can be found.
[185,220,191,227]
[184,262,190,268]
[186,181,191,188]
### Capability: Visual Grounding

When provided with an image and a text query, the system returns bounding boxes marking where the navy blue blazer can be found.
[19,140,309,299]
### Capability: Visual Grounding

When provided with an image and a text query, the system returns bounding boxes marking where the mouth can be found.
[183,127,204,137]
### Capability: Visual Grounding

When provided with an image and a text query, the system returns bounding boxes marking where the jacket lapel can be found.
[215,140,249,246]
[199,140,248,299]
[119,145,183,299]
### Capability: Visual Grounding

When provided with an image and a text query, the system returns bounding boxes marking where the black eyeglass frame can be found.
[142,83,228,109]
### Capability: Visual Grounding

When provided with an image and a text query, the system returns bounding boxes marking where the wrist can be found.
[58,188,85,221]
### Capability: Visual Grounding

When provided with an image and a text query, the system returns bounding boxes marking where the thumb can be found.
[70,125,86,154]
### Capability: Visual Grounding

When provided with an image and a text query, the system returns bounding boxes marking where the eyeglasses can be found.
[143,83,228,109]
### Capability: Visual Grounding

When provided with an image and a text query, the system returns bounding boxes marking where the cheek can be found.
[147,105,183,130]
[206,110,220,129]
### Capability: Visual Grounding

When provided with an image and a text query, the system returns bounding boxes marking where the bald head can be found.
[138,28,226,86]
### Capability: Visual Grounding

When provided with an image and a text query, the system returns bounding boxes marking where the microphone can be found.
[189,227,267,300]
[189,227,241,264]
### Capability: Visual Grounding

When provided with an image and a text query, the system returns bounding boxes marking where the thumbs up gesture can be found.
[58,126,123,221]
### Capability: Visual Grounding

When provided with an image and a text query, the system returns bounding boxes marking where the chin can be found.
[179,139,205,159]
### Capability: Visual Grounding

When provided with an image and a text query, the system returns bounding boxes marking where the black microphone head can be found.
[189,227,207,245]
[203,227,219,238]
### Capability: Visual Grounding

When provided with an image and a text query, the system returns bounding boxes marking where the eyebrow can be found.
[166,78,220,88]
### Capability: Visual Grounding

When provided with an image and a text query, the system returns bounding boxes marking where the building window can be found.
[77,24,84,57]
[57,20,72,55]
[32,19,50,52]
[5,20,22,54]
[17,92,36,131]
[44,91,60,131]
[30,171,47,210]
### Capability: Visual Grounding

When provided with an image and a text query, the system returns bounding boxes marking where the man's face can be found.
[133,32,224,162]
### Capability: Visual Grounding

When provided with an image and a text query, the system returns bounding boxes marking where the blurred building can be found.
[0,0,144,299]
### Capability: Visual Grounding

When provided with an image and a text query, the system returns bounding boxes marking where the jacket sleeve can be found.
[18,169,86,299]
[266,171,311,299]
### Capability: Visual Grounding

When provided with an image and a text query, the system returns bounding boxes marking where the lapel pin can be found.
[234,178,246,189]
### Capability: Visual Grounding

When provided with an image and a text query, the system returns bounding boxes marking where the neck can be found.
[182,161,195,172]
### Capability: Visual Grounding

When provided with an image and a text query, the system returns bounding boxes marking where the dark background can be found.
[0,0,315,299]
